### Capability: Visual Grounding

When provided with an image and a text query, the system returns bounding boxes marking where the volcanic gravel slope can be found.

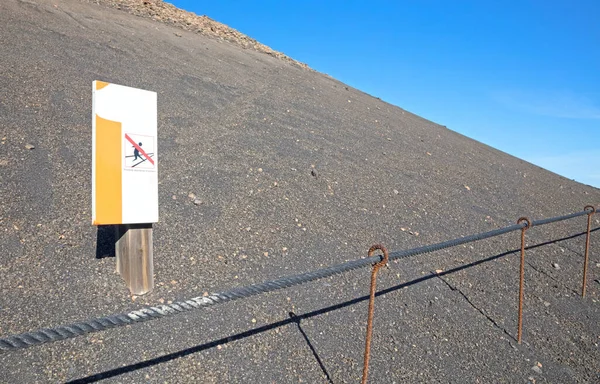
[1,0,599,383]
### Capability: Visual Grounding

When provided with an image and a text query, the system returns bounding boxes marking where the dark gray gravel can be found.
[1,0,599,383]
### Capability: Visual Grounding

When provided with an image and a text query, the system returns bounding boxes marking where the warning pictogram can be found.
[124,133,156,170]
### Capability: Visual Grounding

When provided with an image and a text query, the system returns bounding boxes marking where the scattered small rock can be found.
[552,263,560,270]
[393,189,399,195]
[188,192,196,199]
[400,227,407,232]
[193,199,202,206]
[25,143,35,150]
[172,195,177,200]
[595,263,600,268]
[257,168,263,173]
[282,247,288,252]
[263,251,269,257]
[435,269,443,274]
[174,32,182,37]
[464,185,471,191]
[543,301,550,307]
[311,168,318,178]
[531,365,542,374]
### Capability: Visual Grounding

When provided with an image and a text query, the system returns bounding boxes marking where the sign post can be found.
[92,81,158,295]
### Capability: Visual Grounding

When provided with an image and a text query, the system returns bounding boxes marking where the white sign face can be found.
[92,81,159,225]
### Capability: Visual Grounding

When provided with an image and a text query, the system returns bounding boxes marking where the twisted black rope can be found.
[0,208,594,351]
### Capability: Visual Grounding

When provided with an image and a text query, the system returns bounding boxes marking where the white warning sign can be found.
[92,80,158,225]
[124,133,156,170]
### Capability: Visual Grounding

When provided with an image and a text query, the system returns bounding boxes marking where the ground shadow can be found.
[289,311,334,384]
[95,225,115,259]
[69,228,598,383]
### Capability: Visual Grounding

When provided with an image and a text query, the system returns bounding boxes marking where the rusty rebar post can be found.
[582,206,595,297]
[361,244,389,384]
[516,217,531,344]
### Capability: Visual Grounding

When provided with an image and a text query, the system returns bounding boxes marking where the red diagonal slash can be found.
[125,134,155,165]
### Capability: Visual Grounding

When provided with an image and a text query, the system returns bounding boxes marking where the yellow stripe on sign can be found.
[94,114,122,224]
[95,81,110,90]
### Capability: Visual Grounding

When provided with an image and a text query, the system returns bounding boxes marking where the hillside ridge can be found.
[85,0,310,69]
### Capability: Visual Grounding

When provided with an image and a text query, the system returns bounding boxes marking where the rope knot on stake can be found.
[516,217,531,344]
[361,244,389,384]
[517,217,532,230]
[582,206,596,297]
[369,243,389,269]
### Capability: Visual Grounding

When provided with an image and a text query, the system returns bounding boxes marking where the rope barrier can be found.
[531,210,590,226]
[0,207,595,352]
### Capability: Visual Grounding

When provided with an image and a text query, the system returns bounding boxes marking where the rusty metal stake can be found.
[582,205,595,297]
[517,217,531,344]
[361,244,389,384]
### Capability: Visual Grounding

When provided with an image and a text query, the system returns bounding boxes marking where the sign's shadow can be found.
[95,225,116,259]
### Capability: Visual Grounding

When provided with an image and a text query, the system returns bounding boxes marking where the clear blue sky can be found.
[170,0,600,188]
